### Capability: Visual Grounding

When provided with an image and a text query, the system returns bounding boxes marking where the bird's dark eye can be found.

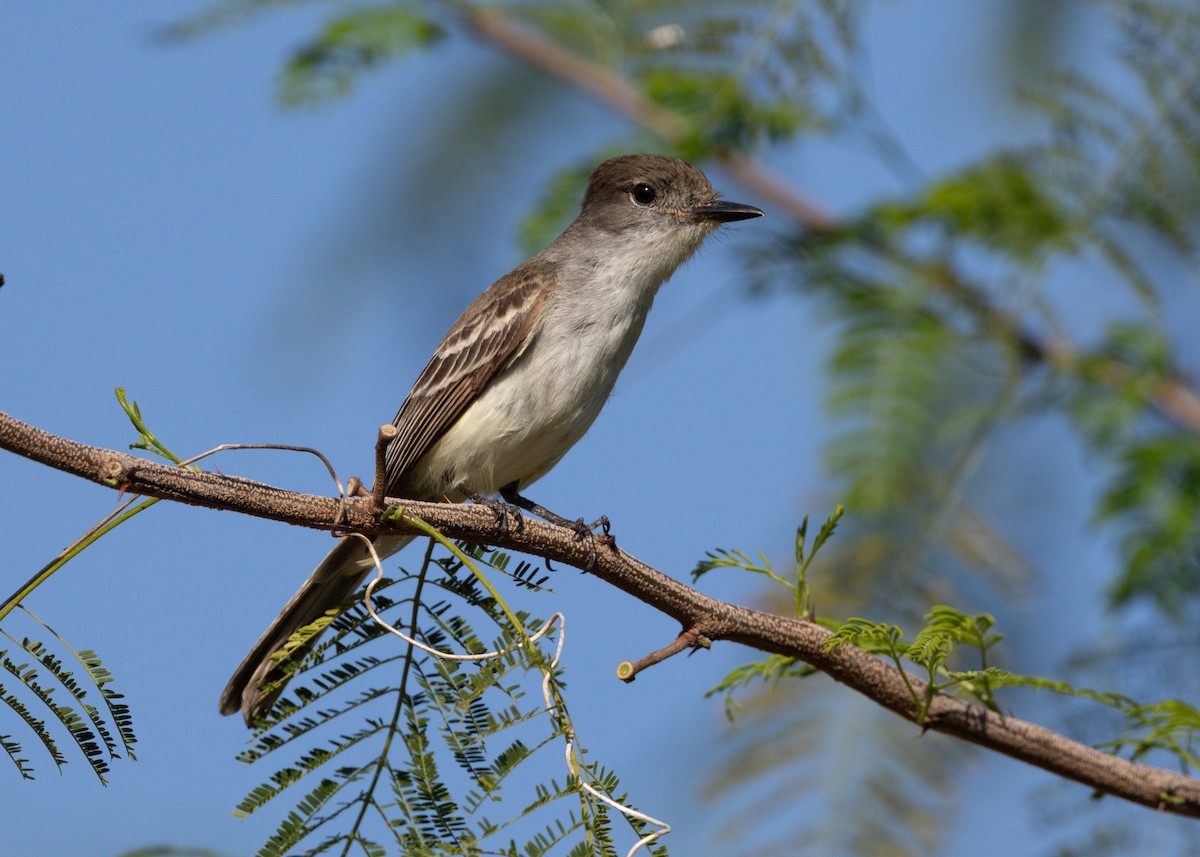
[631,183,657,205]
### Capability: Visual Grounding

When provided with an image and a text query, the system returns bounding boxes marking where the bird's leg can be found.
[457,483,525,539]
[499,482,612,569]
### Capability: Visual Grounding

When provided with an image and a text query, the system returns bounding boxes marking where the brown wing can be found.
[384,258,556,494]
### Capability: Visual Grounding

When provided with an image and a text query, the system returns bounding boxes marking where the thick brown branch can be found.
[2,408,1198,816]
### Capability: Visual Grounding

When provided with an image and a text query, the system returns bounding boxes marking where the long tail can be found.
[220,534,411,725]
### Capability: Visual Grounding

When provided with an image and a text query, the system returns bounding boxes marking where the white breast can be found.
[408,232,697,498]
[408,215,711,499]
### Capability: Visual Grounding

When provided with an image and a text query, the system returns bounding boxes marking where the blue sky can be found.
[1,6,820,853]
[3,3,1195,855]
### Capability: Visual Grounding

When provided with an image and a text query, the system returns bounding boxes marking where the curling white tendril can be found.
[352,532,671,857]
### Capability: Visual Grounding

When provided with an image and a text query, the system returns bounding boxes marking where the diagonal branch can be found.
[459,5,1200,436]
[2,408,1198,817]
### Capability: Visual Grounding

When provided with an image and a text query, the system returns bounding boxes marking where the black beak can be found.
[689,200,765,223]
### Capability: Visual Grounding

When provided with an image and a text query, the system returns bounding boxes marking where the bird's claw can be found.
[567,515,615,570]
[459,483,525,539]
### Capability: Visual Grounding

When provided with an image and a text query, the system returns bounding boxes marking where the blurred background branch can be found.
[5,1,1200,855]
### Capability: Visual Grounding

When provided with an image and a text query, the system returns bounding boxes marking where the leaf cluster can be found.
[53,1,1200,854]
[826,606,1200,778]
[750,0,1200,618]
[0,611,136,782]
[236,543,662,857]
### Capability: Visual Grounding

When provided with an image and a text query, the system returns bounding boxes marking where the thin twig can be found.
[616,627,708,682]
[372,424,397,510]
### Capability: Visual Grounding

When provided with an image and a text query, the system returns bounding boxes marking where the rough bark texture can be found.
[3,409,1199,817]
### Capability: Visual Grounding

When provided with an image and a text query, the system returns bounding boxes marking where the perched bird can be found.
[220,153,764,724]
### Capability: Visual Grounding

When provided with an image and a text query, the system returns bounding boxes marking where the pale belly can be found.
[406,294,649,499]
[398,239,683,501]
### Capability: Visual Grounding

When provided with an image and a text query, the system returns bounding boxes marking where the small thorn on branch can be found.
[616,627,710,682]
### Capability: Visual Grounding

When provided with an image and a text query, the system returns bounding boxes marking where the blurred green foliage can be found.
[154,0,1200,854]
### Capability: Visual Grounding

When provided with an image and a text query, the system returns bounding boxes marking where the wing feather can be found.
[384,259,556,493]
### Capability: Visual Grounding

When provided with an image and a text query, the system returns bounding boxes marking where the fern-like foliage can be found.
[144,1,1200,854]
[744,0,1200,619]
[702,543,1200,854]
[704,10,1200,848]
[823,604,1200,774]
[1072,323,1200,613]
[704,684,967,857]
[618,0,856,157]
[0,607,136,781]
[235,541,666,857]
[165,0,860,158]
[696,512,982,857]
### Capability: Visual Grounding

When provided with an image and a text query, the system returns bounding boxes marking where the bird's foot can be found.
[457,483,525,540]
[499,483,614,569]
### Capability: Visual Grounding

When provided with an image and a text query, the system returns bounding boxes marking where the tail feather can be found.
[220,535,410,725]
